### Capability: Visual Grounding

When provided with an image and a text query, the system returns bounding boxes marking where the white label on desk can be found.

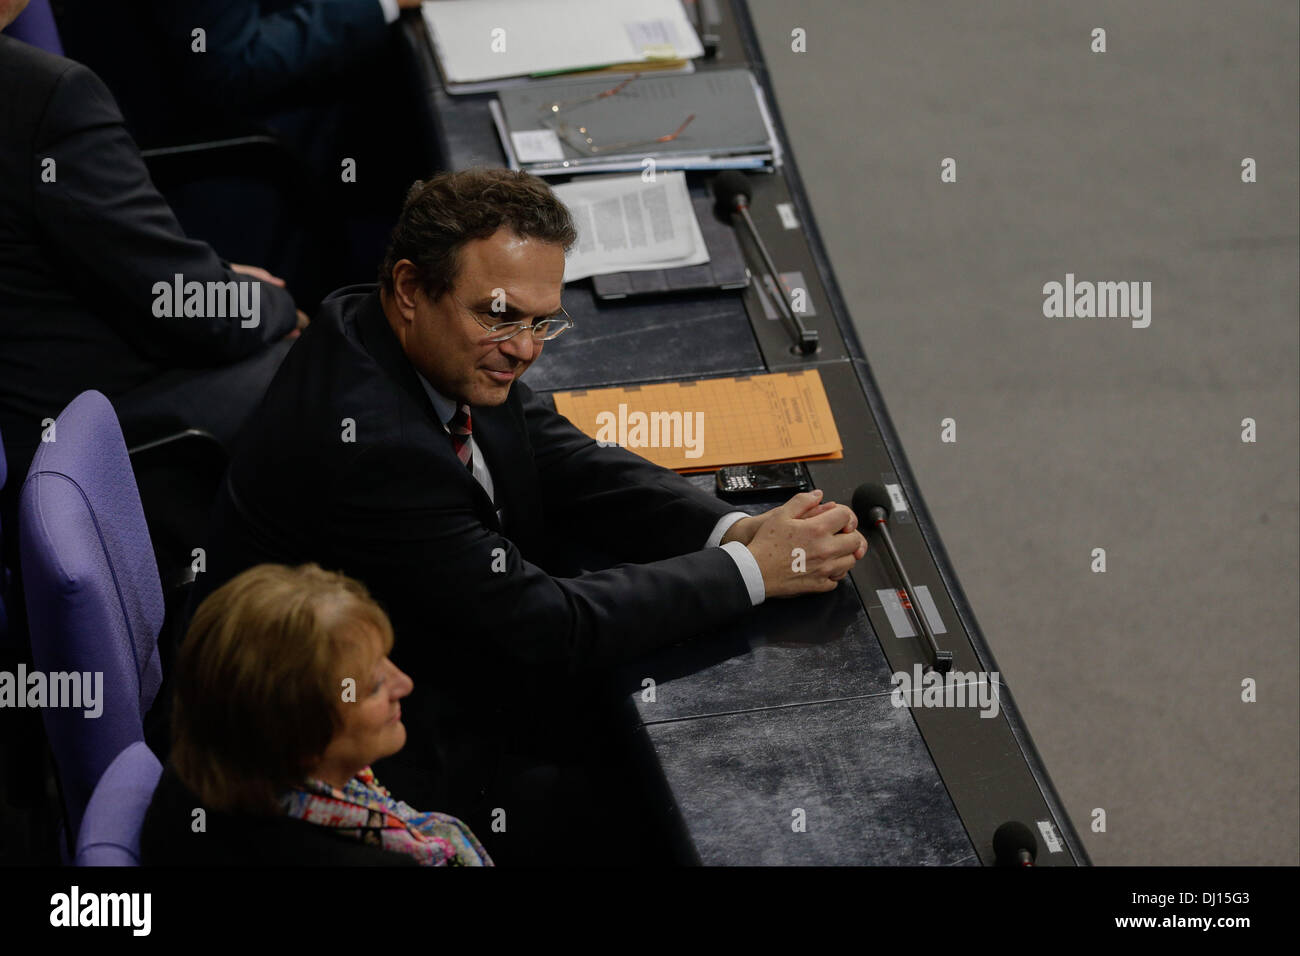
[776,202,799,229]
[885,482,908,514]
[625,19,681,57]
[511,129,565,163]
[876,586,946,639]
[756,272,816,319]
[1037,820,1064,854]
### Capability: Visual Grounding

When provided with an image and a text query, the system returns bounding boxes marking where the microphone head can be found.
[851,482,894,525]
[711,171,752,213]
[993,821,1039,866]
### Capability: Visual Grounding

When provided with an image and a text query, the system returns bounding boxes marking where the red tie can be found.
[448,403,473,474]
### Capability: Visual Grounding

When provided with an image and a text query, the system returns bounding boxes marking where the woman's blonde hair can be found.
[170,563,395,814]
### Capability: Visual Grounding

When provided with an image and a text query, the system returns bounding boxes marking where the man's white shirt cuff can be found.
[720,540,765,606]
[378,0,401,24]
[706,511,748,549]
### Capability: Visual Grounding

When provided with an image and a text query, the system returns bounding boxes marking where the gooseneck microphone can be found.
[993,822,1039,867]
[852,482,953,673]
[711,171,819,355]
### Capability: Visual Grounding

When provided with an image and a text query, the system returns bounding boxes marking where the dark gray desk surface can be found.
[522,280,764,393]
[401,1,1087,867]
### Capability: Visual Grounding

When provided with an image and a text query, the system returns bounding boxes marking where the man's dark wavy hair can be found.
[378,166,577,299]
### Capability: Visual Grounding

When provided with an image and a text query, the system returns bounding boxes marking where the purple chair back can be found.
[75,741,162,866]
[19,391,164,846]
[2,0,64,55]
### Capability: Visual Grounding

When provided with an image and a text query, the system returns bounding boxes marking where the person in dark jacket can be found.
[142,562,490,866]
[185,167,867,863]
[0,13,309,578]
[57,0,433,306]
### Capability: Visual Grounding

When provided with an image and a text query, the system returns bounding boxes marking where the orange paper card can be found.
[551,369,844,472]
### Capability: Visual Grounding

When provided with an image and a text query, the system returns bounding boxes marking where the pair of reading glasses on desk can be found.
[538,73,697,156]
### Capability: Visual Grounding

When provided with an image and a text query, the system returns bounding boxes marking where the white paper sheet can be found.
[551,172,711,283]
[422,0,704,84]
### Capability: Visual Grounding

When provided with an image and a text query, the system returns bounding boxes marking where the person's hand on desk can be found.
[738,490,867,597]
[719,490,857,549]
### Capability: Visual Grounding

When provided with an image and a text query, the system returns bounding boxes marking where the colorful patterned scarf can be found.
[280,767,492,866]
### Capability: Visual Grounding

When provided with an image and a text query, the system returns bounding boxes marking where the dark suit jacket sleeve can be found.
[155,1,390,112]
[333,440,753,672]
[517,382,741,564]
[31,61,299,364]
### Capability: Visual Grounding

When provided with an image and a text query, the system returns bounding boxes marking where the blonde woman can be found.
[142,563,490,866]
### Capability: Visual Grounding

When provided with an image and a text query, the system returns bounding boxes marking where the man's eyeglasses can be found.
[449,292,573,342]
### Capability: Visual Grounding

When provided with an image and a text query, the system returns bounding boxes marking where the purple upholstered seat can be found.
[75,741,162,866]
[19,391,164,847]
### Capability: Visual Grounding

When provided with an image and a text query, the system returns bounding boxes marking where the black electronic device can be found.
[716,461,812,501]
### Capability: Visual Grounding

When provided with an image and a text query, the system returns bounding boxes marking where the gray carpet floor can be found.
[749,0,1299,864]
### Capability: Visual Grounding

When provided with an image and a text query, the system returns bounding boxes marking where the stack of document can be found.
[552,172,709,283]
[421,0,704,94]
[551,370,844,473]
[492,67,780,176]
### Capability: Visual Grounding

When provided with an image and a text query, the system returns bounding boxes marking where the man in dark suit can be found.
[0,0,308,861]
[0,12,308,572]
[191,168,867,862]
[58,0,432,307]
